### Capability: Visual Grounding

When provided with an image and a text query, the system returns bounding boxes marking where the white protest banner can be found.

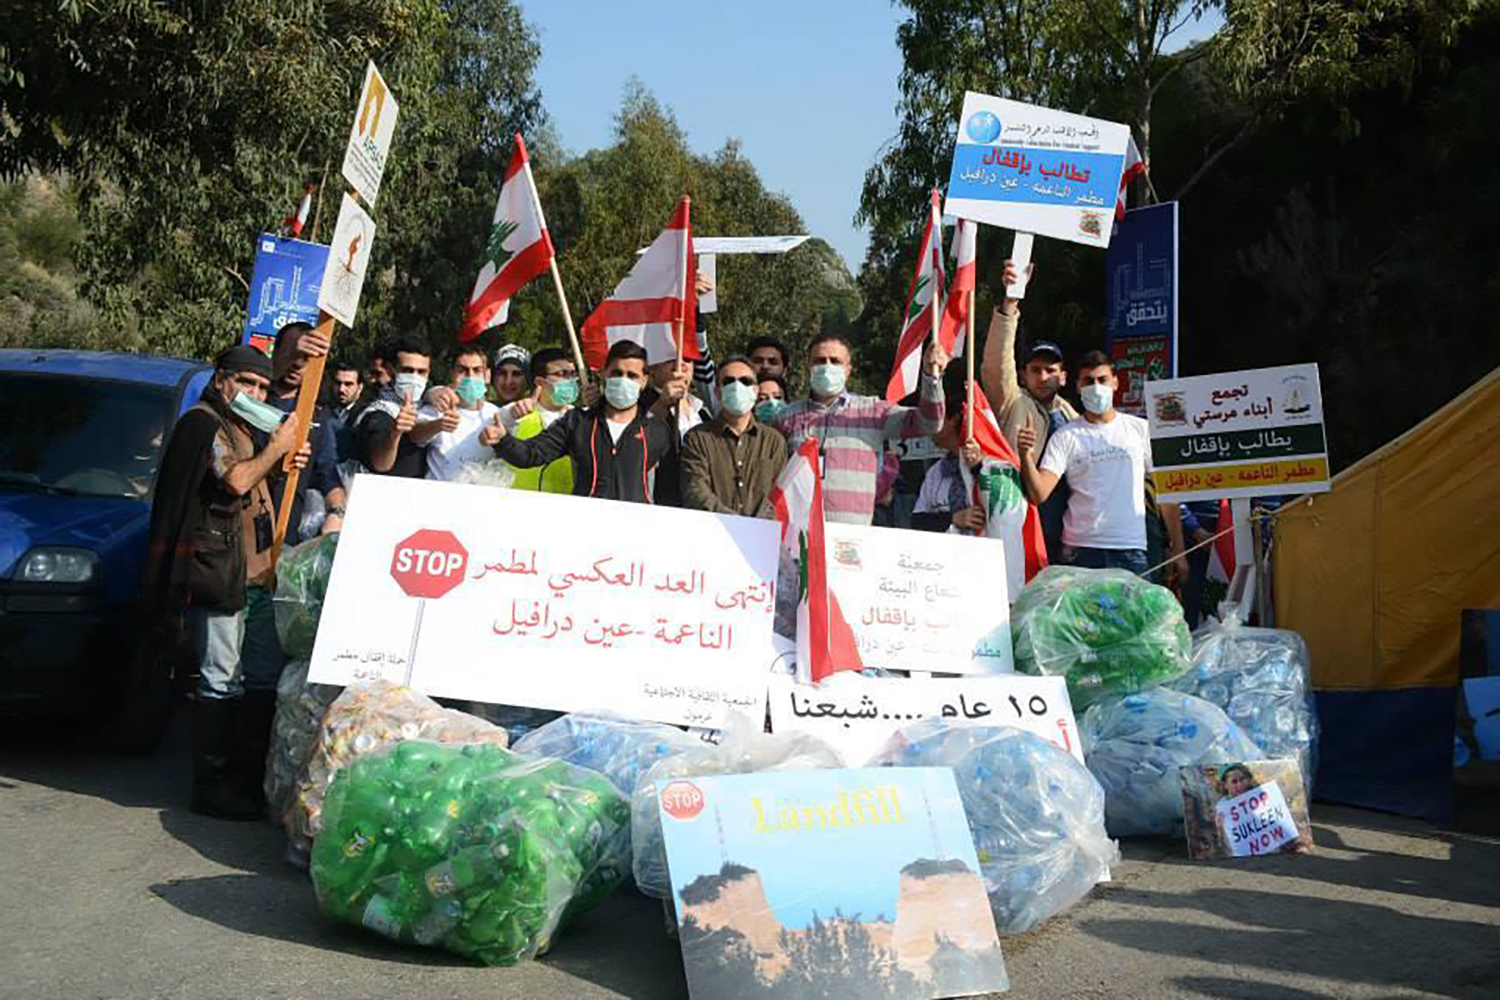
[340,60,399,207]
[824,522,1012,675]
[1145,363,1330,502]
[944,92,1131,248]
[308,476,779,728]
[768,673,1081,766]
[1216,781,1302,857]
[316,193,376,327]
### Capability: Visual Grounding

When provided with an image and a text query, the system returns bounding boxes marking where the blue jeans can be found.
[1066,546,1149,576]
[191,585,284,699]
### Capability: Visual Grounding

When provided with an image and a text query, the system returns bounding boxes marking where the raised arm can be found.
[882,340,950,440]
[978,259,1029,411]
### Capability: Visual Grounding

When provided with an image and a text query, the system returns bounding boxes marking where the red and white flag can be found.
[884,190,945,402]
[1207,497,1236,592]
[1115,134,1146,221]
[957,386,1049,596]
[460,133,556,342]
[280,183,313,238]
[938,217,977,357]
[769,438,863,684]
[581,196,698,368]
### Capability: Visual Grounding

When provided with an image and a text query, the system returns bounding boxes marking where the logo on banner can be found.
[661,780,706,821]
[1078,211,1104,239]
[390,529,469,599]
[965,110,1002,144]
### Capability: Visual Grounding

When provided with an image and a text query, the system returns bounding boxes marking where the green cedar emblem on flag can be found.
[483,219,519,272]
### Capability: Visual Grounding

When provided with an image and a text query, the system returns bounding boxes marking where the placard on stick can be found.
[316,193,376,328]
[340,60,400,207]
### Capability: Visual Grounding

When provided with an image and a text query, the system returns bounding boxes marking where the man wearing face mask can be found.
[143,345,308,820]
[494,347,579,493]
[406,345,502,482]
[681,355,788,516]
[1017,351,1186,577]
[358,334,433,478]
[483,339,686,502]
[770,332,949,525]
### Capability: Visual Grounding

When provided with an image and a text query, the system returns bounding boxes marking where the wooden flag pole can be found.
[270,310,338,562]
[966,285,977,443]
[676,195,692,370]
[548,258,588,385]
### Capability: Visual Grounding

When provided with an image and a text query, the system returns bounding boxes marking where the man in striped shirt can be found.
[771,332,949,525]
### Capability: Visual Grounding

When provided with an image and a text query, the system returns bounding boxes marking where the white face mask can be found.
[393,372,427,403]
[720,381,757,416]
[1079,382,1114,416]
[809,363,847,397]
[604,376,641,410]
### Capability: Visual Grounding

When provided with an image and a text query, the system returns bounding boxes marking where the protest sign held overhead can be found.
[315,193,376,328]
[307,476,779,729]
[460,133,556,342]
[240,234,328,354]
[340,60,400,207]
[1105,202,1179,416]
[582,196,698,368]
[1146,363,1331,502]
[944,92,1132,248]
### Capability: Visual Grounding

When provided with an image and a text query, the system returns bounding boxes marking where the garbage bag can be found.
[1081,689,1264,837]
[464,703,566,746]
[265,659,343,865]
[273,531,340,659]
[311,740,631,966]
[1011,566,1192,710]
[869,720,1118,933]
[630,716,842,899]
[285,681,509,863]
[455,460,517,489]
[514,714,701,797]
[1171,615,1319,790]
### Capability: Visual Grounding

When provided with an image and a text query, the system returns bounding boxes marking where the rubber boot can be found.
[231,688,278,815]
[191,698,262,821]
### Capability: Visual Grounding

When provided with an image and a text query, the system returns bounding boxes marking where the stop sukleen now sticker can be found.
[660,780,706,821]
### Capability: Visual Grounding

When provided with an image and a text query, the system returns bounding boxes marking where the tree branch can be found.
[1175,112,1260,199]
[223,265,249,293]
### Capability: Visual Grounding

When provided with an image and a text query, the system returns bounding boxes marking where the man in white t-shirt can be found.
[1017,350,1185,578]
[410,345,501,482]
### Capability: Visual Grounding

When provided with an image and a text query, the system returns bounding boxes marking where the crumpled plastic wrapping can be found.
[1081,689,1265,837]
[455,460,518,489]
[630,716,842,899]
[869,720,1118,933]
[514,714,701,797]
[272,531,340,660]
[265,659,343,866]
[1011,566,1192,710]
[284,681,509,863]
[1171,615,1320,790]
[311,740,631,966]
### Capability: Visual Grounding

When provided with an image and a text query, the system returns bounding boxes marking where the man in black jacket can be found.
[484,340,688,502]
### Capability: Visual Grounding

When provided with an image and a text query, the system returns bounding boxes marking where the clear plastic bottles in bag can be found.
[514,714,701,797]
[869,719,1118,933]
[264,659,343,865]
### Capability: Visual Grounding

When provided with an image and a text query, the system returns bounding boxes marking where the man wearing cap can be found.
[142,345,309,820]
[979,259,1078,559]
[491,343,531,406]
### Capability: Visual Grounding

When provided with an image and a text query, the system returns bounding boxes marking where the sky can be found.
[521,2,1222,272]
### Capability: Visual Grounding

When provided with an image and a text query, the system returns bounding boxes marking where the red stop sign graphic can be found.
[660,780,705,821]
[390,529,469,599]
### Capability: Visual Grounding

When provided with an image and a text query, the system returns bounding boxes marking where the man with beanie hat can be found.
[491,343,531,405]
[142,344,309,820]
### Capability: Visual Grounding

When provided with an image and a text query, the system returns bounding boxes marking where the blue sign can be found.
[1105,202,1178,415]
[241,234,329,353]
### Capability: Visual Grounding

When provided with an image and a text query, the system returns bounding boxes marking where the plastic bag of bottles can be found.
[514,714,701,797]
[1081,689,1264,837]
[630,716,842,899]
[1011,566,1192,710]
[264,659,343,865]
[311,740,631,966]
[1170,615,1319,790]
[272,531,340,660]
[868,720,1118,933]
[455,460,517,490]
[285,681,509,863]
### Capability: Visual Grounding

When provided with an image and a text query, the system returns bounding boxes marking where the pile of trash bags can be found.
[514,714,701,797]
[1081,689,1264,837]
[264,660,342,858]
[869,720,1117,933]
[284,681,510,864]
[311,740,631,966]
[630,718,842,899]
[273,532,340,660]
[1011,567,1192,710]
[1171,615,1319,788]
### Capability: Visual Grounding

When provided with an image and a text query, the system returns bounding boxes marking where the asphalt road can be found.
[3,711,1498,1000]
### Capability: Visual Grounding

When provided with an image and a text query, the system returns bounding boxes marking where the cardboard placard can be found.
[340,60,399,207]
[316,193,376,328]
[241,235,329,354]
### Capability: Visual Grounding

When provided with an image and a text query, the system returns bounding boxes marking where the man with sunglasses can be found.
[681,355,788,516]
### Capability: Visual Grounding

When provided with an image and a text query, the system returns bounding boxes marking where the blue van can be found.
[0,348,213,749]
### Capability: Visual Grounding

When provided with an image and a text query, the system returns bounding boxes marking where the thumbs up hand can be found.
[480,413,507,447]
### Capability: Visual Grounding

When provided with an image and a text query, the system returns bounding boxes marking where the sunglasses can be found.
[720,375,756,387]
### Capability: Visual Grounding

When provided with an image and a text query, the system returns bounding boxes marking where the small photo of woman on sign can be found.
[1179,759,1314,861]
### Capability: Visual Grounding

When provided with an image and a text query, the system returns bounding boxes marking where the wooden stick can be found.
[677,196,692,369]
[270,311,337,562]
[966,285,976,442]
[309,160,330,243]
[548,258,588,385]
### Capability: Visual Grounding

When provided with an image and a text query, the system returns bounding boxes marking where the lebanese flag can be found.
[938,218,977,357]
[280,183,313,238]
[956,385,1049,597]
[769,438,863,684]
[460,133,556,342]
[884,190,945,402]
[581,197,699,368]
[1115,135,1146,221]
[1207,497,1236,589]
